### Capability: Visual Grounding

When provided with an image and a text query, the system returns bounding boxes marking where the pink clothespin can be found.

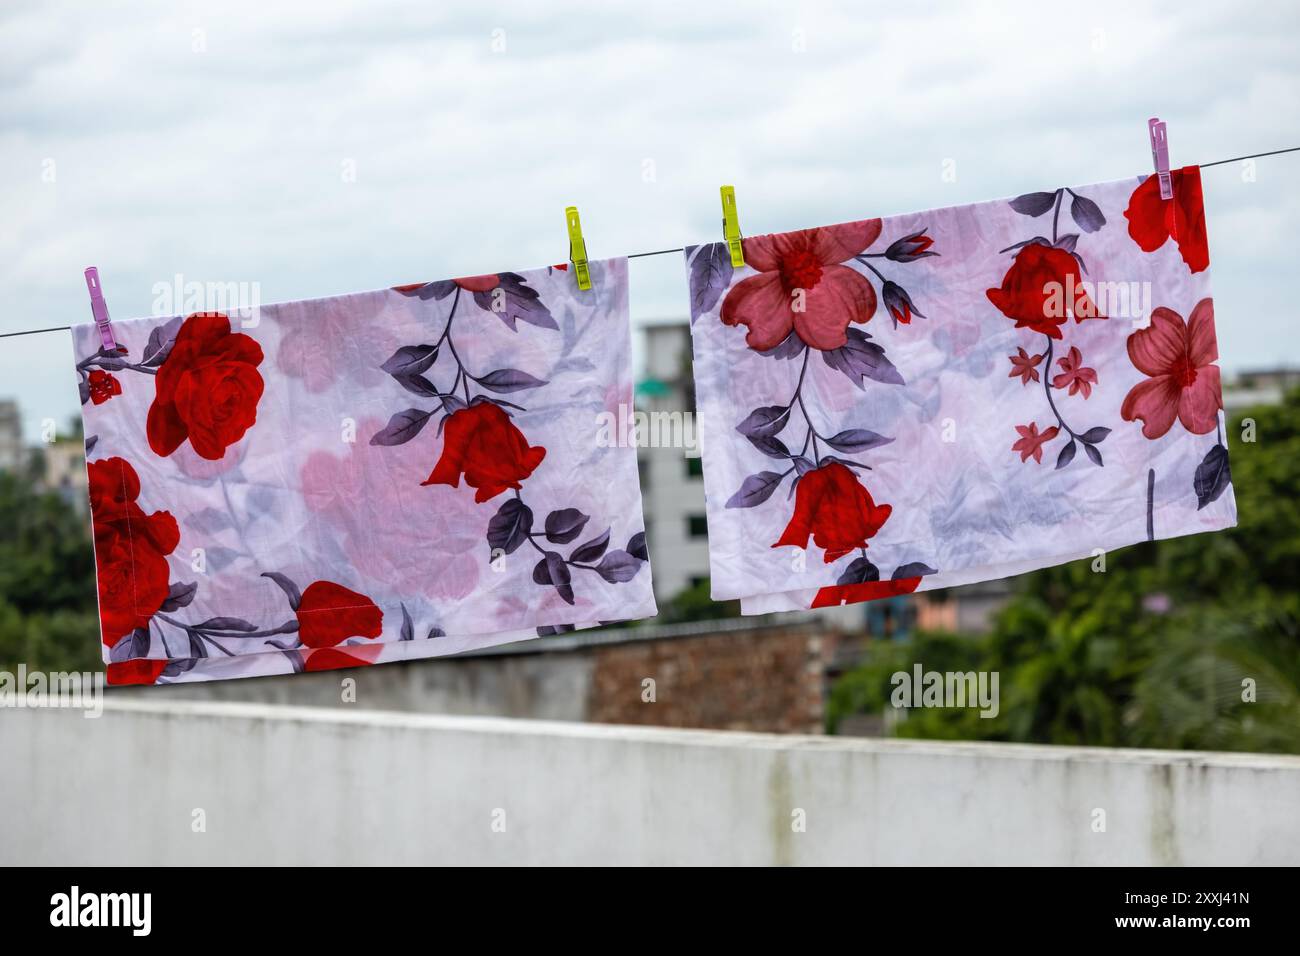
[84,266,118,351]
[1148,117,1173,200]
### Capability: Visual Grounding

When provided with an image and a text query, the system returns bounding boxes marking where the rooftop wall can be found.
[3,700,1298,865]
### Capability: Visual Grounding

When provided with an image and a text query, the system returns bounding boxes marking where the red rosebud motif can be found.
[296,581,384,648]
[812,575,921,609]
[986,243,1105,338]
[106,658,169,686]
[423,402,546,502]
[87,458,180,645]
[1123,166,1209,274]
[773,463,892,563]
[147,313,264,461]
[721,220,882,351]
[1121,298,1222,439]
[883,229,937,263]
[87,370,122,405]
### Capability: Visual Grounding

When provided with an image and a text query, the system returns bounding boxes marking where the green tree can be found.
[829,388,1300,754]
[0,471,100,673]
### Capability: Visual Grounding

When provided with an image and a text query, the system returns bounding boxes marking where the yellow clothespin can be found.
[720,185,744,267]
[565,206,592,291]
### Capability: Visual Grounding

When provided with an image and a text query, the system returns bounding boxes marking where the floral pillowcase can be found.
[75,258,655,684]
[685,167,1235,613]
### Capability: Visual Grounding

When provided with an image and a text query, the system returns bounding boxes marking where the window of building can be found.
[687,514,708,538]
[685,456,703,478]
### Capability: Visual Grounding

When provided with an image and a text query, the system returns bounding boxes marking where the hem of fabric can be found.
[734,503,1237,614]
[107,595,660,685]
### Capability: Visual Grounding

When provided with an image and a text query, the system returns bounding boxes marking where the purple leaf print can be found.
[474,273,558,331]
[474,368,548,393]
[160,581,198,612]
[687,242,734,321]
[725,471,784,508]
[532,552,575,605]
[821,328,905,388]
[142,316,183,367]
[823,428,894,453]
[570,529,611,564]
[1194,444,1231,510]
[736,405,792,439]
[370,409,433,446]
[381,344,439,376]
[544,508,590,545]
[487,498,533,555]
[1009,191,1058,217]
[893,562,938,579]
[260,572,302,610]
[594,550,642,583]
[1069,192,1106,233]
[627,531,648,561]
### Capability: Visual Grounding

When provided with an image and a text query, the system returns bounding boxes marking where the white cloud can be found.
[1,0,1297,439]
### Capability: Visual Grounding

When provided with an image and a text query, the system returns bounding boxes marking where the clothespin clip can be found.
[565,206,592,291]
[84,266,119,352]
[720,185,744,267]
[1148,117,1173,200]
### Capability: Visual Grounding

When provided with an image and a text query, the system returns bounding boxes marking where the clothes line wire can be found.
[4,144,1298,342]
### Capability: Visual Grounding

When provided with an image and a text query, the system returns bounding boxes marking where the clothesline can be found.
[4,144,1298,341]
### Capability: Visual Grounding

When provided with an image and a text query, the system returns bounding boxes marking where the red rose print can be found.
[986,243,1105,338]
[1121,298,1222,439]
[296,580,384,648]
[87,457,180,645]
[721,220,883,351]
[87,370,122,405]
[1123,166,1209,274]
[1051,346,1098,399]
[773,462,892,563]
[303,644,383,672]
[1008,347,1044,385]
[1012,422,1060,463]
[423,402,546,502]
[811,575,921,609]
[147,312,264,461]
[106,658,169,686]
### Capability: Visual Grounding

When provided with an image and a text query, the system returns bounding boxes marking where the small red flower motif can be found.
[296,581,384,649]
[721,220,883,351]
[423,402,546,502]
[1012,422,1060,463]
[1120,298,1222,439]
[147,312,264,461]
[1123,166,1209,274]
[773,462,892,563]
[106,658,169,686]
[811,575,921,609]
[1008,347,1044,385]
[87,370,122,405]
[1051,346,1098,399]
[986,243,1106,338]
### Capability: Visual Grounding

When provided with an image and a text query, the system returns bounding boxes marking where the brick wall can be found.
[588,624,829,734]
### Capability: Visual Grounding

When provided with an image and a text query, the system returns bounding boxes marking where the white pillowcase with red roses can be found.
[74,258,655,685]
[685,168,1235,613]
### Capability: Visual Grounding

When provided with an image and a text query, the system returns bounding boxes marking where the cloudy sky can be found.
[1,0,1297,440]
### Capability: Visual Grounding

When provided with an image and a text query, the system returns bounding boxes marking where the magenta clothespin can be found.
[84,266,118,351]
[1148,117,1173,200]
